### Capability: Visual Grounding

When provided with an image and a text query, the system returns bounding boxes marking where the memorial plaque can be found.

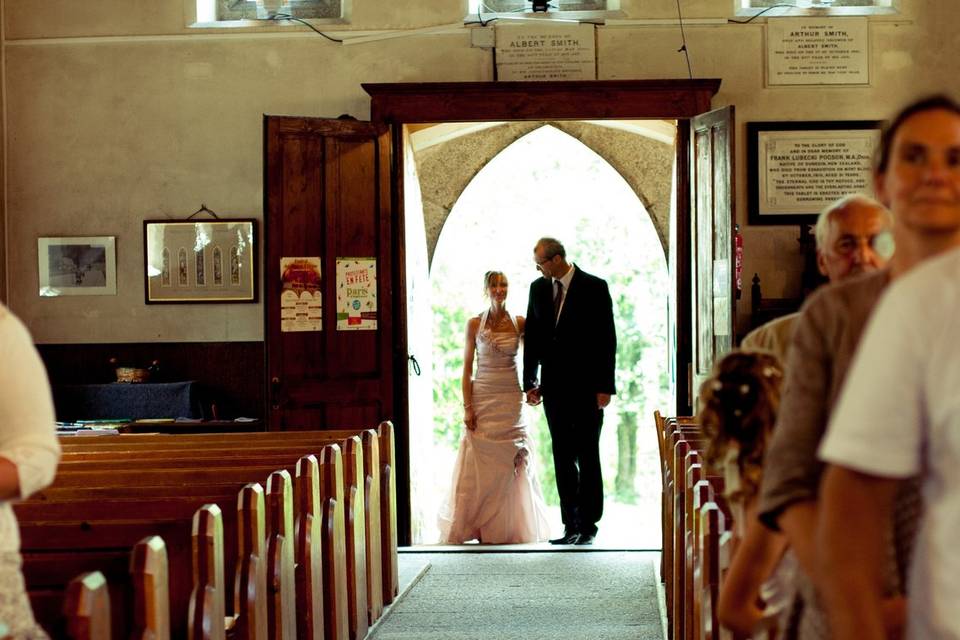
[767,17,869,86]
[495,23,596,81]
[747,121,881,225]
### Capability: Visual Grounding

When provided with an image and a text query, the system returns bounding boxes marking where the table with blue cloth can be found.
[52,381,201,421]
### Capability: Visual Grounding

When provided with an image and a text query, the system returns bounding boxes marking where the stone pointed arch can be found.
[411,121,675,265]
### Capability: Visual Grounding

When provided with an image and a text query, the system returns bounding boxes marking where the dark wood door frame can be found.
[362,79,721,544]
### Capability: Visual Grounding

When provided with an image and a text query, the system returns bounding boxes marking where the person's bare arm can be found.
[0,458,20,500]
[817,465,898,640]
[777,500,818,577]
[718,507,789,637]
[461,318,479,430]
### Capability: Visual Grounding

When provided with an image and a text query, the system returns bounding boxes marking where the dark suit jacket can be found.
[522,265,617,398]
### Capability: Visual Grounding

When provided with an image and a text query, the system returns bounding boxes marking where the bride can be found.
[438,270,551,544]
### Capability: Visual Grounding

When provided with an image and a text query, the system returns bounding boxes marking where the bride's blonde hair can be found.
[482,271,507,297]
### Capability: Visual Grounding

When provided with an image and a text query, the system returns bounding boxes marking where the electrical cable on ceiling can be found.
[675,0,694,81]
[477,3,495,27]
[271,13,344,42]
[728,4,796,24]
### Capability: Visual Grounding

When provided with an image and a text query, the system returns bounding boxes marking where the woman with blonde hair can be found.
[438,270,550,544]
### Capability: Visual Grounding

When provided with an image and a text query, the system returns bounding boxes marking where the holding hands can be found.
[525,387,542,406]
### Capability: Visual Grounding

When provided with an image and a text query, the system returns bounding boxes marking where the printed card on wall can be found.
[336,258,377,331]
[280,257,322,332]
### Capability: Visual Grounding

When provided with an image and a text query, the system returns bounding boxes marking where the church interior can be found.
[0,0,951,637]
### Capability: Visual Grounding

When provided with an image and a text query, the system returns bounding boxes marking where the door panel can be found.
[265,116,394,430]
[690,106,735,409]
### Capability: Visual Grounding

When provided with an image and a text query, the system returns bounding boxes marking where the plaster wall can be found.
[1,0,948,342]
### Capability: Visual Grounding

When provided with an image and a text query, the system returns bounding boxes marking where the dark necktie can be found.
[553,281,563,323]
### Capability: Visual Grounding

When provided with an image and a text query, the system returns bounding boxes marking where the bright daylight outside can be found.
[415,125,671,548]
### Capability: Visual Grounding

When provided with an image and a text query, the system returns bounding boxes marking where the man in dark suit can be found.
[523,237,617,546]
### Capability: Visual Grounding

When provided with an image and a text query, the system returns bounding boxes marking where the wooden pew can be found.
[130,536,171,640]
[698,500,726,640]
[64,571,111,640]
[190,504,227,640]
[60,423,397,616]
[265,470,296,640]
[655,412,743,640]
[54,438,376,640]
[33,427,393,639]
[61,536,171,640]
[683,456,703,640]
[22,457,313,637]
[61,421,400,607]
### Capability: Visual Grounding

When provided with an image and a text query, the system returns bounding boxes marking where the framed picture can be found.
[747,121,882,225]
[143,219,257,303]
[38,236,117,297]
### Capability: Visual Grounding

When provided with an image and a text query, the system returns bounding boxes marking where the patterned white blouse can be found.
[0,305,60,553]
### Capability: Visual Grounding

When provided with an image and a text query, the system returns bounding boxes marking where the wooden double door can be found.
[263,81,734,542]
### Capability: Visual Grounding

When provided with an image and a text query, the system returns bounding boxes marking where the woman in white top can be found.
[698,350,796,639]
[0,305,61,638]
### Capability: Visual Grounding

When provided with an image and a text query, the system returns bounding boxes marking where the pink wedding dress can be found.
[438,310,551,544]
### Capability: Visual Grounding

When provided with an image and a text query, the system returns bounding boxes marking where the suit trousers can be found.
[543,392,604,536]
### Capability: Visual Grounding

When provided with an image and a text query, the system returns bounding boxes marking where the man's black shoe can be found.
[549,531,580,545]
[575,533,596,546]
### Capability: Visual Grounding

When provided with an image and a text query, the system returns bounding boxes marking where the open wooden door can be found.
[690,106,735,410]
[264,116,396,430]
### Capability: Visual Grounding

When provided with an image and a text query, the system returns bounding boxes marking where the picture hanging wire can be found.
[186,204,220,220]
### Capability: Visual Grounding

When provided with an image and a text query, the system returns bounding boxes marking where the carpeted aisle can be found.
[369,551,663,640]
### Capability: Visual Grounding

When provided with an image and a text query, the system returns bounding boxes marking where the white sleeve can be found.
[818,286,924,478]
[0,311,61,500]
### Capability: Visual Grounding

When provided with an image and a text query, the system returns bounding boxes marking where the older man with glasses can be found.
[522,237,617,546]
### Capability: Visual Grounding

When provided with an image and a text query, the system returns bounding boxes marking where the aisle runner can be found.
[370,552,663,640]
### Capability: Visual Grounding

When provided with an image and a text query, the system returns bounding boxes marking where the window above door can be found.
[196,0,344,23]
[467,0,621,22]
[738,0,898,17]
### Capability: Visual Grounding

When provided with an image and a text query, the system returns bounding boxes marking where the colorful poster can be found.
[336,258,377,331]
[280,257,322,332]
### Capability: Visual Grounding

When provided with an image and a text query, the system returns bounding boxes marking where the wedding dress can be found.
[438,309,551,544]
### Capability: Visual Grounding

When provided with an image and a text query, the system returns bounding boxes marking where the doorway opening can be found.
[405,121,675,548]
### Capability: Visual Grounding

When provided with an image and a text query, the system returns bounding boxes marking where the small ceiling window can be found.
[470,0,608,13]
[743,0,892,8]
[215,0,341,21]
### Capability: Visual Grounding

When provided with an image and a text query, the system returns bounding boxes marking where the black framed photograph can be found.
[747,120,882,225]
[143,219,257,303]
[38,236,117,297]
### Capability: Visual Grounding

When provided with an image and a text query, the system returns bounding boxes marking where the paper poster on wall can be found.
[280,257,322,332]
[336,258,377,331]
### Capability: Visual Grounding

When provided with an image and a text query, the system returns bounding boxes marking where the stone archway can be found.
[409,120,676,266]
